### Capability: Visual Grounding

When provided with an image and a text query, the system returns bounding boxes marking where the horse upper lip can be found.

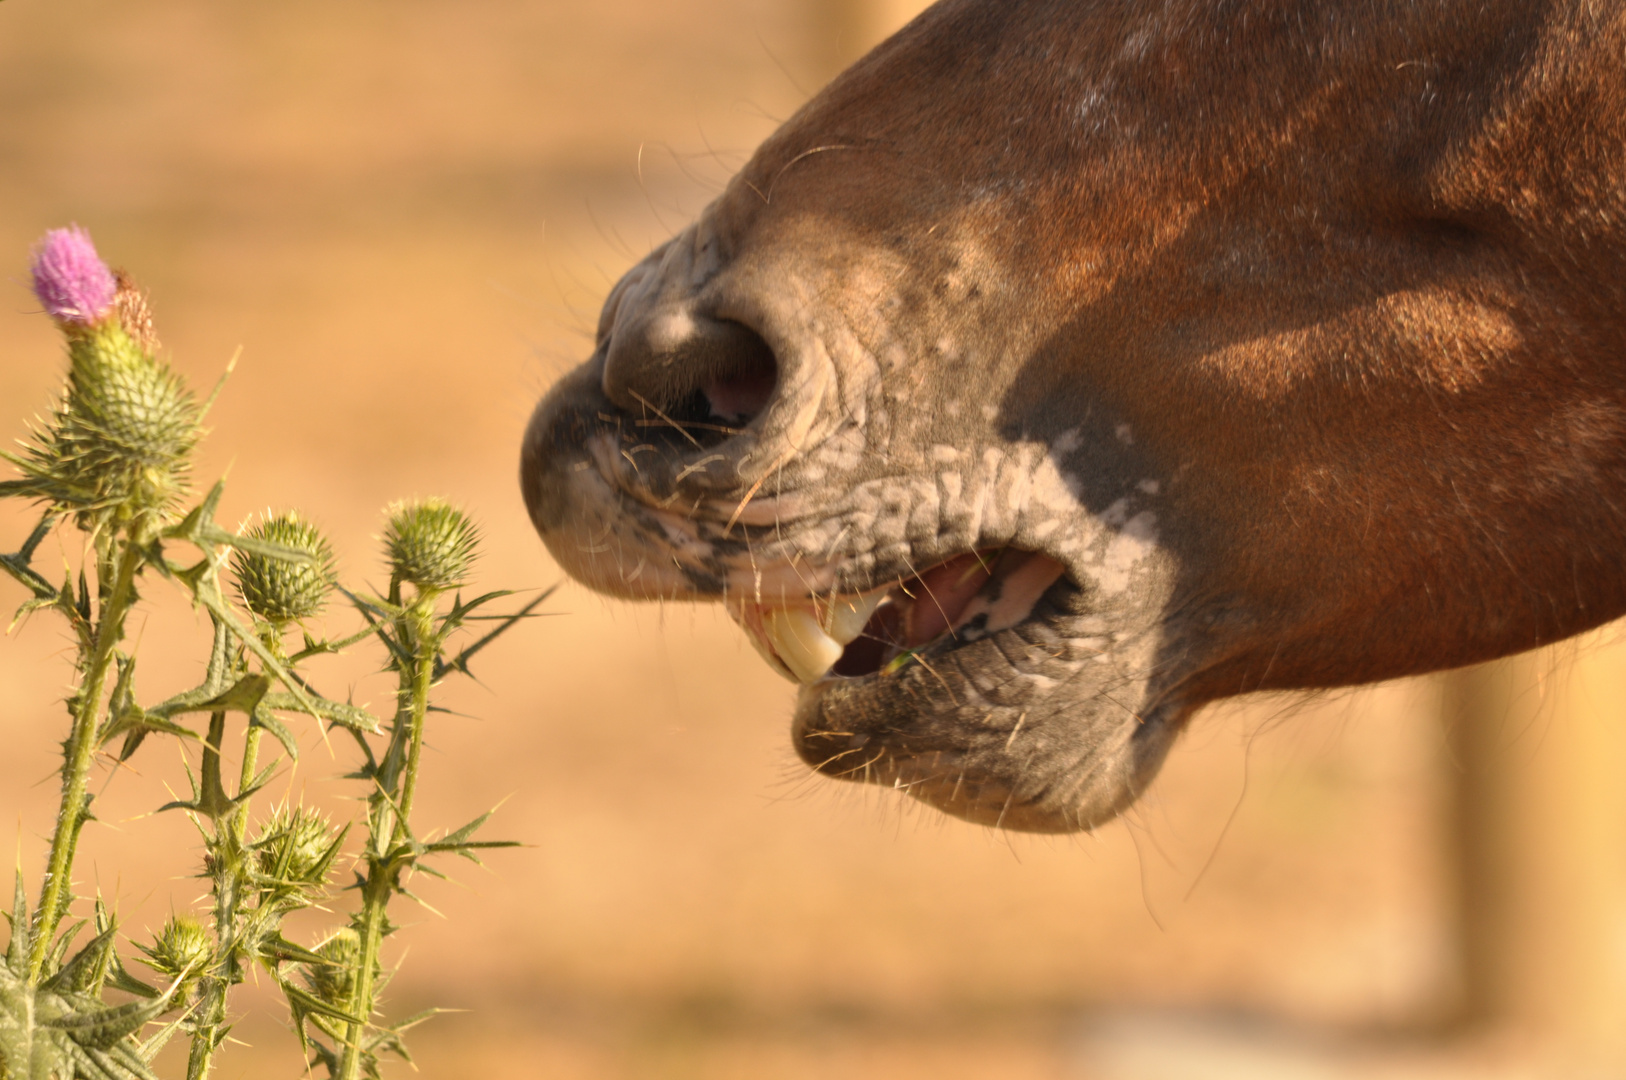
[726,549,1069,685]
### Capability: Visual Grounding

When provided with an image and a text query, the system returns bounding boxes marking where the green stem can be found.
[339,867,390,1079]
[392,603,436,840]
[29,537,142,982]
[189,627,280,1080]
[338,596,436,1080]
[235,729,263,823]
[187,711,237,1080]
[230,627,274,838]
[233,625,293,820]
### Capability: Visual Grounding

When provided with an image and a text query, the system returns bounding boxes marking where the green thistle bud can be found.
[8,228,198,531]
[302,928,360,1008]
[253,805,338,885]
[383,498,479,592]
[232,513,336,626]
[138,914,213,991]
[9,315,201,532]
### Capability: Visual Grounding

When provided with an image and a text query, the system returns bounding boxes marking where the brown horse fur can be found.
[522,0,1626,832]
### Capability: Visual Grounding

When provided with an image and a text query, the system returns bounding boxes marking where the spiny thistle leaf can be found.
[434,585,555,680]
[249,706,301,762]
[424,809,519,866]
[283,981,363,1028]
[6,870,30,977]
[0,956,170,1080]
[258,692,379,735]
[0,513,58,602]
[339,588,414,668]
[256,934,334,969]
[42,919,87,984]
[44,995,175,1051]
[134,1015,186,1062]
[40,923,117,996]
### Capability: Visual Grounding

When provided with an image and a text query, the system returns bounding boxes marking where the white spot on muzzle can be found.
[1091,511,1159,595]
[648,309,697,349]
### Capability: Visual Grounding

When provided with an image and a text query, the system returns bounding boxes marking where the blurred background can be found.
[2,2,1625,1077]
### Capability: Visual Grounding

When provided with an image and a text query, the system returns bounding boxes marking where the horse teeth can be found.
[762,605,846,683]
[740,616,797,682]
[824,591,885,646]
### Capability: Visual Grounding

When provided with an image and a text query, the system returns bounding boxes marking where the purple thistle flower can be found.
[30,225,116,325]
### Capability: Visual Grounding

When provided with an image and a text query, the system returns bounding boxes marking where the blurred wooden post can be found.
[814,0,934,74]
[1442,630,1626,1061]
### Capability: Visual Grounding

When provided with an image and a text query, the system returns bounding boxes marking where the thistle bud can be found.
[10,227,201,530]
[302,928,360,1008]
[138,914,214,993]
[383,498,479,593]
[233,513,337,626]
[253,805,338,885]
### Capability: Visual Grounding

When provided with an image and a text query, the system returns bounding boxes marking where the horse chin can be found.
[717,551,1175,835]
[788,635,1183,834]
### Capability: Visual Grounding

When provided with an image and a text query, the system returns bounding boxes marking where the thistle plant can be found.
[0,226,544,1079]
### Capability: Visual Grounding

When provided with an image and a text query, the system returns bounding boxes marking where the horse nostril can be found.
[602,306,779,433]
[701,327,776,424]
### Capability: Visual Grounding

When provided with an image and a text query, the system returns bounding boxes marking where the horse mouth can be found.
[727,548,1069,686]
[522,378,1173,834]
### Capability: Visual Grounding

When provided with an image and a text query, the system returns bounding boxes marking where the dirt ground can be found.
[0,2,1617,1077]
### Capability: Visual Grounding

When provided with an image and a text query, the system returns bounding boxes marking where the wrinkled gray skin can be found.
[523,10,1187,835]
[522,0,1626,831]
[524,221,1173,833]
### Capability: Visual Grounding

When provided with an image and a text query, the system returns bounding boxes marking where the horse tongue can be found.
[903,552,995,647]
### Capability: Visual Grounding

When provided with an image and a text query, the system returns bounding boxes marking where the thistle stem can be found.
[338,595,436,1080]
[237,729,264,811]
[339,867,391,1080]
[233,627,292,825]
[29,535,142,981]
[393,602,436,839]
[187,709,240,1080]
[189,627,279,1080]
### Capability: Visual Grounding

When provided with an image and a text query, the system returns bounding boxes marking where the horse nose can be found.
[601,302,779,428]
